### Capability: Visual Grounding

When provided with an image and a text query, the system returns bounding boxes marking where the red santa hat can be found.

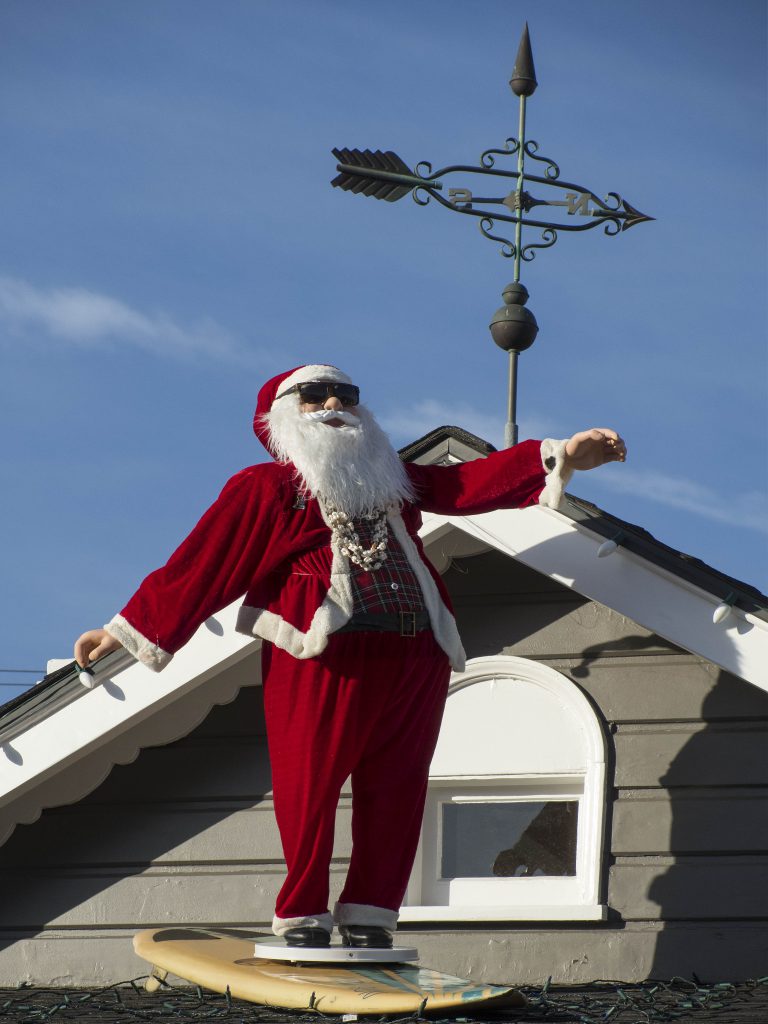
[253,364,353,452]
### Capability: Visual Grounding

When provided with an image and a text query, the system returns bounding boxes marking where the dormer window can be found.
[401,655,608,922]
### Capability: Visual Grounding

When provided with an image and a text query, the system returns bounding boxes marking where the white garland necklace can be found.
[324,504,389,571]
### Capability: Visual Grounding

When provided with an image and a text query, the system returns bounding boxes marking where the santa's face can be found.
[300,385,357,427]
[285,378,361,428]
[265,377,414,517]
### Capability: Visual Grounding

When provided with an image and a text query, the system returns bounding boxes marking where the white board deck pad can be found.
[133,927,527,1015]
[251,936,419,963]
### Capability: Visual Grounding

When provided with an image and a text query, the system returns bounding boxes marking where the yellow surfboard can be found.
[133,927,526,1016]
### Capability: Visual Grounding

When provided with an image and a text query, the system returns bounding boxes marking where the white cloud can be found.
[380,398,558,450]
[591,468,768,535]
[0,276,253,364]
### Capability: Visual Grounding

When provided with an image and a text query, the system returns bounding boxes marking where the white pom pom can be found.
[79,670,97,689]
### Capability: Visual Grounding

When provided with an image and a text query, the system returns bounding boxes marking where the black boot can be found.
[283,926,331,947]
[339,925,393,949]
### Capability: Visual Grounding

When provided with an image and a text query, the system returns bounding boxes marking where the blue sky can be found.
[1,0,765,698]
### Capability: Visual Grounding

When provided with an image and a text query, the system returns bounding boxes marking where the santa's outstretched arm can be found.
[74,465,277,672]
[407,428,626,517]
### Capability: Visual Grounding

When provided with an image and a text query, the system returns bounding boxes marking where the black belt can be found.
[337,611,431,637]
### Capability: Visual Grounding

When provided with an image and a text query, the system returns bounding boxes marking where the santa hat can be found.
[253,364,353,453]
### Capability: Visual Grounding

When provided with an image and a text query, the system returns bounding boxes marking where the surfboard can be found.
[133,927,527,1015]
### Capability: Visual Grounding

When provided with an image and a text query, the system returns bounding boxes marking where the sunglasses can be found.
[276,381,360,407]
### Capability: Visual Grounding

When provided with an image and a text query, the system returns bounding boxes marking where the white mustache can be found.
[301,409,360,426]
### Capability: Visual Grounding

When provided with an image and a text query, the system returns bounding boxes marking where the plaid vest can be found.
[349,518,425,615]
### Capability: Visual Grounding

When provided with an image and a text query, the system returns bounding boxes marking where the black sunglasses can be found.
[276,381,360,407]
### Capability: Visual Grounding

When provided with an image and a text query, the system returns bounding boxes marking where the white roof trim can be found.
[420,505,768,695]
[0,603,260,844]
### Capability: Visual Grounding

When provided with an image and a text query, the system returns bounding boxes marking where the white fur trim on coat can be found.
[236,592,352,660]
[387,512,466,672]
[272,911,334,937]
[334,901,398,932]
[538,438,574,510]
[104,614,172,672]
[273,365,353,404]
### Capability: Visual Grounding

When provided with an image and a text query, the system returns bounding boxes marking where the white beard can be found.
[263,401,416,517]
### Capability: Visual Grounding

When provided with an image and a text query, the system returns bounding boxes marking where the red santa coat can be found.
[106,437,568,674]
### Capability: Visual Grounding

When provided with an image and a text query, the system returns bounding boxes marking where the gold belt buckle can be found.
[400,611,417,637]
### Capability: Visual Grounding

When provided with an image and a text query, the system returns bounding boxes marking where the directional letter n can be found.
[564,192,591,216]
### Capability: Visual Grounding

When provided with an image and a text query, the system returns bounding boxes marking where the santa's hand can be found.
[74,628,124,668]
[564,429,626,471]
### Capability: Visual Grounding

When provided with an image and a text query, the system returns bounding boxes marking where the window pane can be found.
[440,801,578,878]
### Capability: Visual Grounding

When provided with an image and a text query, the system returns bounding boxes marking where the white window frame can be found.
[400,656,608,922]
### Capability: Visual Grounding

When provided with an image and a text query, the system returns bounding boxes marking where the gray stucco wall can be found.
[1,549,766,986]
[442,549,768,983]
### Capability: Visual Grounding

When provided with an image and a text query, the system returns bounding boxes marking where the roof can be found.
[2,424,766,846]
[398,424,497,465]
[556,492,767,621]
[3,976,767,1021]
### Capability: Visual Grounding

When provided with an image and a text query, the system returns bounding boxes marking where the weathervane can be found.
[331,23,652,447]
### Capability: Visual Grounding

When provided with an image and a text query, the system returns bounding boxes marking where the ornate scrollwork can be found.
[522,228,558,261]
[479,217,516,258]
[586,191,623,235]
[412,187,432,207]
[600,191,622,211]
[414,160,434,178]
[523,141,560,179]
[480,138,520,168]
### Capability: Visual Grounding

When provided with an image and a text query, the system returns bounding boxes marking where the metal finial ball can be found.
[489,282,538,352]
[489,307,538,352]
[501,282,530,306]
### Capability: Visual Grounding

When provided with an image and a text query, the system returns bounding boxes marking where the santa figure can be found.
[75,364,626,949]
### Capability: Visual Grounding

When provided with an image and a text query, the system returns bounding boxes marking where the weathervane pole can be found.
[506,331,520,447]
[513,102,526,286]
[502,23,537,448]
[505,87,527,448]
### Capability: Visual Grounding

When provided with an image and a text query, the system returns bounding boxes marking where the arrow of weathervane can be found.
[331,148,442,202]
[332,147,652,238]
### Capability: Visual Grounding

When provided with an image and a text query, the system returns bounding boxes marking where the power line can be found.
[0,668,45,688]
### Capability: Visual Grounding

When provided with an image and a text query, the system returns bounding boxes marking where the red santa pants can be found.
[261,629,450,933]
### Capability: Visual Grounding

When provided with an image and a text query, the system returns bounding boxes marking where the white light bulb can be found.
[712,603,732,625]
[597,539,618,558]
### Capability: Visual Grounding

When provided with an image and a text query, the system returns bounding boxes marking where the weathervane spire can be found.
[509,22,538,97]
